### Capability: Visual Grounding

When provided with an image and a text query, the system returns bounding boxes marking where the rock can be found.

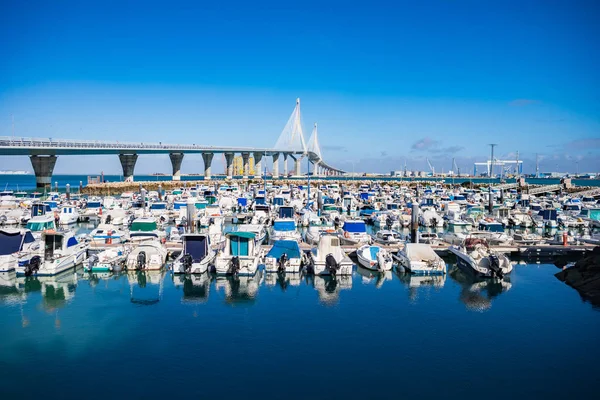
[555,246,600,308]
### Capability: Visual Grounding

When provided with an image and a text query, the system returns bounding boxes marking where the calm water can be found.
[0,260,597,399]
[2,174,600,191]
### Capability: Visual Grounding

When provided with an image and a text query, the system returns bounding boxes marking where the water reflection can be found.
[128,270,165,305]
[16,270,78,311]
[215,273,262,306]
[311,275,352,305]
[395,269,446,302]
[264,272,302,291]
[0,271,21,304]
[448,265,512,312]
[356,266,393,289]
[173,273,211,303]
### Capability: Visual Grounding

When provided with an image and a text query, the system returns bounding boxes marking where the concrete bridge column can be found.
[202,153,214,180]
[253,152,263,178]
[225,152,234,179]
[272,153,279,179]
[241,152,250,179]
[30,155,57,189]
[294,156,302,177]
[169,153,184,181]
[118,154,138,182]
[283,153,289,177]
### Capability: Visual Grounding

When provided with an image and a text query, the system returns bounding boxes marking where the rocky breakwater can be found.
[555,247,600,308]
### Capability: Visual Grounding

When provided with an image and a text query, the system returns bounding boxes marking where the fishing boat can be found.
[394,243,446,275]
[59,205,80,225]
[214,231,264,275]
[0,229,39,272]
[448,238,513,278]
[126,238,168,271]
[371,229,402,245]
[17,230,87,276]
[172,234,216,274]
[85,246,129,272]
[356,245,393,271]
[308,235,353,276]
[264,240,304,273]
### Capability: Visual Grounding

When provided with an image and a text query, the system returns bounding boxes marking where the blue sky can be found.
[0,0,599,175]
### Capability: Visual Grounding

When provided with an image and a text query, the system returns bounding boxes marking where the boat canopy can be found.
[478,222,504,232]
[369,246,380,259]
[150,203,167,210]
[266,240,301,259]
[31,203,51,216]
[229,232,255,256]
[130,220,158,232]
[255,196,266,205]
[342,221,367,233]
[183,235,208,262]
[0,230,24,256]
[273,220,296,231]
[238,197,248,207]
[87,201,102,208]
[278,206,294,218]
[273,197,284,206]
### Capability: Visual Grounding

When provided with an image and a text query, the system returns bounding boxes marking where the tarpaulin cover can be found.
[266,240,301,259]
[184,235,208,262]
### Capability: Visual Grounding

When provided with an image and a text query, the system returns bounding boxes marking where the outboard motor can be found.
[488,254,503,278]
[137,251,147,270]
[105,214,112,224]
[325,253,339,277]
[182,253,193,273]
[88,254,99,271]
[24,256,41,277]
[277,253,288,273]
[128,214,135,227]
[385,216,393,230]
[229,256,240,275]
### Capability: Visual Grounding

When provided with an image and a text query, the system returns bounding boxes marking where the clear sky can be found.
[1,0,599,175]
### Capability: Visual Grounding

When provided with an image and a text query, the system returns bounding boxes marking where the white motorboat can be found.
[264,240,304,273]
[441,220,471,245]
[356,244,393,271]
[172,234,216,274]
[17,230,87,276]
[304,225,337,245]
[308,235,353,276]
[85,245,129,272]
[59,204,80,225]
[89,224,129,244]
[338,220,371,246]
[126,238,168,271]
[448,238,513,278]
[372,229,402,245]
[268,218,302,243]
[394,243,446,275]
[214,231,264,276]
[0,228,39,272]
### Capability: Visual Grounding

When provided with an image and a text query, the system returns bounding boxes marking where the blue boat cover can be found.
[67,236,78,247]
[184,235,208,262]
[342,221,366,233]
[266,240,301,259]
[0,231,23,256]
[273,220,296,231]
[238,197,248,206]
[369,246,380,259]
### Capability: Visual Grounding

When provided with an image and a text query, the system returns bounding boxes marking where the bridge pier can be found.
[119,154,138,182]
[272,153,279,178]
[225,152,234,179]
[292,155,302,177]
[241,152,250,179]
[30,155,57,189]
[283,153,289,177]
[253,152,263,178]
[169,153,184,181]
[202,153,214,180]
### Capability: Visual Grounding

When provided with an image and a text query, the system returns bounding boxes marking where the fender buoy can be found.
[344,231,350,239]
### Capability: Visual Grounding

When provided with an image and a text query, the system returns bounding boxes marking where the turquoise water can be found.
[0,261,597,399]
[2,174,600,191]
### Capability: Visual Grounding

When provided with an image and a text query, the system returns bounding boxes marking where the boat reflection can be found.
[16,269,79,311]
[264,271,302,291]
[448,265,512,312]
[394,269,446,302]
[173,273,212,304]
[311,275,352,305]
[0,270,22,304]
[356,266,393,289]
[127,270,165,305]
[215,272,263,306]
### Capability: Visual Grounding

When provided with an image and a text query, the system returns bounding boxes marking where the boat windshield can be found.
[479,223,504,232]
[150,203,167,210]
[26,221,54,231]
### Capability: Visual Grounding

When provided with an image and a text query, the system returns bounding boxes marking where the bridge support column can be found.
[283,153,289,177]
[241,152,250,179]
[169,153,184,181]
[225,153,234,179]
[30,155,57,189]
[253,152,263,178]
[119,154,138,182]
[294,156,302,177]
[272,153,279,179]
[202,153,214,180]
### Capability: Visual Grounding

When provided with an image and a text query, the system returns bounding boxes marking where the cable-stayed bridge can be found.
[0,99,345,187]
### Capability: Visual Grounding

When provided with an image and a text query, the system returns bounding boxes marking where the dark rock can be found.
[555,246,600,309]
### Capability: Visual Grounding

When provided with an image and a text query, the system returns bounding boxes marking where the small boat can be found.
[264,240,304,273]
[448,238,513,278]
[172,234,216,274]
[126,238,168,271]
[89,224,129,244]
[85,246,129,272]
[305,225,336,245]
[0,228,39,272]
[338,220,371,246]
[17,230,87,276]
[371,229,402,245]
[214,231,264,276]
[394,243,446,275]
[356,245,393,271]
[308,235,353,276]
[59,205,80,225]
[269,218,302,243]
